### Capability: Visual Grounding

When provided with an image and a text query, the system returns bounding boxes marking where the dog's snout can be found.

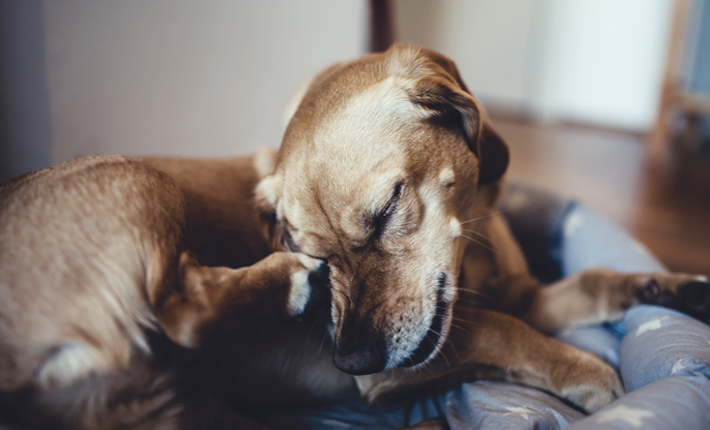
[332,340,385,375]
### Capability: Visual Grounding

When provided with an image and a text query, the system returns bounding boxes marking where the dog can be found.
[241,44,710,420]
[1,44,708,429]
[0,154,332,429]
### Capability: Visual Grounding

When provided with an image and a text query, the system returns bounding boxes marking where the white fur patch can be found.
[286,255,322,316]
[36,342,106,389]
[439,168,455,186]
[288,270,311,316]
[449,217,462,239]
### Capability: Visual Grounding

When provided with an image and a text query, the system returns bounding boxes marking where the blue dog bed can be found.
[254,182,710,430]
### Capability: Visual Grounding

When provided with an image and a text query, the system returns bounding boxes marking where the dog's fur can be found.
[0,154,330,429]
[1,45,709,429]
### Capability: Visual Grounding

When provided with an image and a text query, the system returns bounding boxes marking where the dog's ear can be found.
[415,47,473,95]
[254,174,285,250]
[405,47,510,185]
[476,121,510,185]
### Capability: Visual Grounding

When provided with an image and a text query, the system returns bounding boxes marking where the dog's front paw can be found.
[558,350,624,413]
[637,274,710,322]
[286,254,331,319]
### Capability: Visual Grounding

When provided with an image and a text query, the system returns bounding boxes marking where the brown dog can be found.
[243,44,710,416]
[1,44,709,429]
[0,154,331,429]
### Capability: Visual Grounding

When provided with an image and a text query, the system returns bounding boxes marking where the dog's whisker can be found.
[455,288,487,296]
[440,347,452,369]
[448,322,471,335]
[459,207,511,225]
[454,301,483,310]
[455,287,497,300]
[460,234,502,254]
[305,313,327,343]
[442,336,459,362]
[453,297,480,305]
[447,322,473,344]
[461,228,495,245]
[424,328,452,369]
[318,330,331,356]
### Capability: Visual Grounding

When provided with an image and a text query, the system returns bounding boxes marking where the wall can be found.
[42,0,366,165]
[395,0,674,132]
[534,0,673,130]
[396,0,537,113]
[1,0,676,181]
[0,0,52,182]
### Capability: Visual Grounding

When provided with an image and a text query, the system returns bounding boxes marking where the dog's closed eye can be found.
[371,182,403,240]
[283,227,301,252]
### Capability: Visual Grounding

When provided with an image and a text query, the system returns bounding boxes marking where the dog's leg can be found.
[523,269,710,333]
[152,251,329,348]
[360,309,623,413]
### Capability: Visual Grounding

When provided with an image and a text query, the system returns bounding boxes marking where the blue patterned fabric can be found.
[257,203,710,430]
[566,307,710,430]
[445,381,584,430]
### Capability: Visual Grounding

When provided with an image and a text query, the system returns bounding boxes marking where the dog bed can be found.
[253,182,710,430]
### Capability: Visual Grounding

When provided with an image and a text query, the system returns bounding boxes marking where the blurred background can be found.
[1,0,708,275]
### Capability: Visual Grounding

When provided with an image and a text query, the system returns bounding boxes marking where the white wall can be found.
[43,1,367,164]
[531,0,674,130]
[395,0,674,132]
[396,0,537,112]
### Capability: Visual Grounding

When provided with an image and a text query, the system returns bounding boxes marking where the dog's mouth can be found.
[399,273,449,368]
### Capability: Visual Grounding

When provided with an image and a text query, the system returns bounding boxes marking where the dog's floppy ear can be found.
[407,47,510,185]
[476,121,510,185]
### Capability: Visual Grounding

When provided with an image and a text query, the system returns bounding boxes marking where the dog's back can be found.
[0,155,186,428]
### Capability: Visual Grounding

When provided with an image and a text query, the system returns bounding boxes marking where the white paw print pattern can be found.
[502,406,534,420]
[596,405,655,428]
[635,316,670,337]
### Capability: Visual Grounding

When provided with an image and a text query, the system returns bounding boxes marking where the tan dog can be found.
[1,44,709,430]
[245,44,710,418]
[0,154,331,429]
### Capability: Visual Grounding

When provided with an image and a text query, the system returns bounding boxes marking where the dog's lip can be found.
[399,273,448,368]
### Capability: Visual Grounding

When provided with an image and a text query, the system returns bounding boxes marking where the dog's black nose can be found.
[332,342,385,375]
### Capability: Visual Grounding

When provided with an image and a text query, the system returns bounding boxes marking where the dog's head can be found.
[255,45,509,375]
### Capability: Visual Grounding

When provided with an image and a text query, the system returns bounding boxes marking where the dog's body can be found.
[1,45,709,429]
[0,154,331,429]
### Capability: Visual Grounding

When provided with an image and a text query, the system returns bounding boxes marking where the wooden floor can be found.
[492,117,710,277]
